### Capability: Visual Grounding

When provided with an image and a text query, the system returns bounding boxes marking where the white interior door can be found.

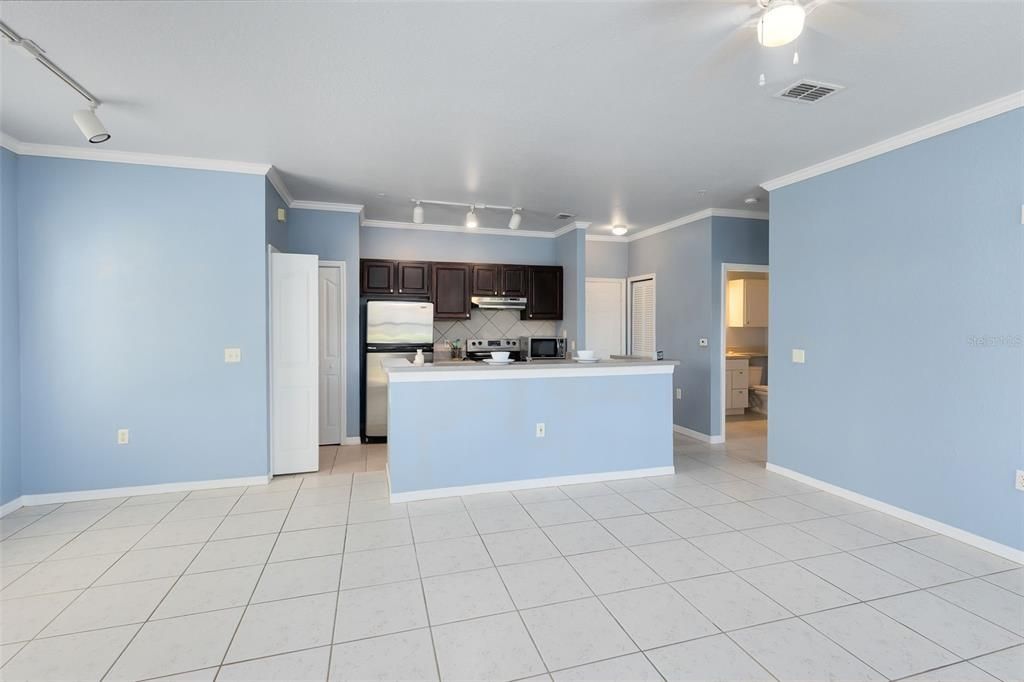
[271,252,319,475]
[318,264,345,445]
[585,278,625,359]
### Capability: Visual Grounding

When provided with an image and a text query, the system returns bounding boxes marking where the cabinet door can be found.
[500,265,528,297]
[397,261,430,296]
[361,260,395,295]
[745,279,769,327]
[432,263,471,319]
[471,264,500,296]
[525,266,563,320]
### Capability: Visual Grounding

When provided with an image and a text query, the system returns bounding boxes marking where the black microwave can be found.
[520,336,567,360]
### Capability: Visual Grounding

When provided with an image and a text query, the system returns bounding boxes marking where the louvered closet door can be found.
[629,277,656,358]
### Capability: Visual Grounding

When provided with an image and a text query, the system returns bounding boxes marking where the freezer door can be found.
[364,351,433,438]
[366,300,434,345]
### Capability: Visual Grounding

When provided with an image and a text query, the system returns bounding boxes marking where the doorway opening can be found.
[585,277,626,359]
[720,264,768,458]
[627,274,656,358]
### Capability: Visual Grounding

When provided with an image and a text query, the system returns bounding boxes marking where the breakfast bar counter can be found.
[384,359,678,502]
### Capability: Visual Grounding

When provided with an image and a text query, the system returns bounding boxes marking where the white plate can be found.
[575,358,600,363]
[482,358,515,365]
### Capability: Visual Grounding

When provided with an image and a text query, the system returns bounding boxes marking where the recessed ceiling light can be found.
[744,197,760,205]
[611,225,628,236]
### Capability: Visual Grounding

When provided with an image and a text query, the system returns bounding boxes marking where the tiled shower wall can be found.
[433,308,557,346]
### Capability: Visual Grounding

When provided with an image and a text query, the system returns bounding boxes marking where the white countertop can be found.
[385,358,678,382]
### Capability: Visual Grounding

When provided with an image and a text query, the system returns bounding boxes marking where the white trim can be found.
[362,218,564,239]
[387,362,675,383]
[291,200,364,214]
[766,463,1024,565]
[673,424,725,445]
[341,436,363,446]
[13,475,271,510]
[719,263,770,440]
[623,208,769,243]
[389,466,675,504]
[586,234,630,243]
[318,260,348,447]
[1,134,271,175]
[266,167,294,206]
[626,273,657,358]
[0,496,25,518]
[761,90,1024,191]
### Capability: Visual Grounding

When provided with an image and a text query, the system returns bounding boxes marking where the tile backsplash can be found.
[434,308,557,346]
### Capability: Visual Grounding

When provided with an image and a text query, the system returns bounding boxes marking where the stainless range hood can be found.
[471,296,528,310]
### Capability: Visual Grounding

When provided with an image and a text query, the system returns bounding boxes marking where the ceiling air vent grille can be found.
[775,80,843,103]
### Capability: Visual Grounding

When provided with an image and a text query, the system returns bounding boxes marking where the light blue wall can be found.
[1,148,21,505]
[629,218,713,434]
[769,109,1024,549]
[265,179,288,252]
[585,240,629,279]
[710,217,769,437]
[388,372,673,494]
[360,225,557,264]
[287,208,361,440]
[556,229,586,350]
[17,157,270,494]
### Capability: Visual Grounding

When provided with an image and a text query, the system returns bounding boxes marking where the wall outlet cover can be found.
[792,348,806,363]
[224,347,242,363]
[535,423,545,438]
[1016,469,1024,492]
[117,429,129,445]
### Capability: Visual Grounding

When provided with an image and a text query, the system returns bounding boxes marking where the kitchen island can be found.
[384,359,677,502]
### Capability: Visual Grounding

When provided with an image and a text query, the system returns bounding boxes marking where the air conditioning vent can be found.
[556,212,576,220]
[775,80,843,103]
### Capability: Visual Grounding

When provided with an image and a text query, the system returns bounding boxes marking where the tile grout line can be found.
[323,470,356,682]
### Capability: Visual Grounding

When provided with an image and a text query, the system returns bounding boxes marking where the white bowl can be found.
[575,350,596,360]
[490,351,510,361]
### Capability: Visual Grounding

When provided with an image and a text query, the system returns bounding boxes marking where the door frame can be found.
[584,277,627,358]
[319,260,347,445]
[719,263,769,440]
[626,273,656,358]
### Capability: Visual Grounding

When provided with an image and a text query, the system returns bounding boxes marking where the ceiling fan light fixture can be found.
[757,0,805,48]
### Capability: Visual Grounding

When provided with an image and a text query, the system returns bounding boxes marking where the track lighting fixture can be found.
[73,106,111,144]
[1,20,111,144]
[410,198,529,230]
[611,225,628,236]
[465,207,479,228]
[508,210,522,230]
[412,201,424,224]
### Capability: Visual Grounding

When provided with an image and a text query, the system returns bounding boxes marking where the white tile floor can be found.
[1,435,1022,681]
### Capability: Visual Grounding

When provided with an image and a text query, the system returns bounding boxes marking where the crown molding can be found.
[362,218,564,239]
[585,234,629,243]
[584,208,768,243]
[290,199,364,214]
[1,133,22,154]
[761,90,1024,192]
[266,167,294,205]
[0,132,272,175]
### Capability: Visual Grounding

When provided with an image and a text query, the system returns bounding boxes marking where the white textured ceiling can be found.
[1,1,1022,235]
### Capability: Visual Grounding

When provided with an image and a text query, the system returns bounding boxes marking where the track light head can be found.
[508,210,522,230]
[465,207,478,228]
[412,201,424,224]
[73,106,110,144]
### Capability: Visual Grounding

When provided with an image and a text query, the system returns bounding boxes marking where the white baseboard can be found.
[389,466,675,504]
[766,463,1024,565]
[10,475,271,512]
[673,424,725,445]
[0,496,25,518]
[341,437,362,446]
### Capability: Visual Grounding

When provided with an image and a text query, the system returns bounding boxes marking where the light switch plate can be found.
[224,347,242,363]
[698,338,709,347]
[675,388,682,400]
[277,207,287,223]
[117,429,129,445]
[535,423,545,438]
[1016,470,1024,492]
[792,348,806,364]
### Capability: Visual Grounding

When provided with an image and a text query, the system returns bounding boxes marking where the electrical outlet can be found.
[675,388,682,400]
[117,429,129,445]
[535,423,545,438]
[792,348,806,364]
[698,338,709,347]
[1016,470,1024,492]
[224,347,242,363]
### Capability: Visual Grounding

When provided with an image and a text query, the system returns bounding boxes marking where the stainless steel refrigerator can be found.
[363,300,434,440]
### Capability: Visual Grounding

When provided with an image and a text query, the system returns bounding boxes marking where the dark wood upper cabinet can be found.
[397,261,430,296]
[525,266,563,320]
[360,260,395,295]
[432,263,471,319]
[500,265,528,297]
[471,264,500,296]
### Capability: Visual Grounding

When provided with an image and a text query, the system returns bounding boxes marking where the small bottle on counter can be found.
[413,349,425,366]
